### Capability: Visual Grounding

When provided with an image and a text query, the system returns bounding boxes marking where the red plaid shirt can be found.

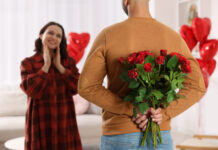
[20,53,82,150]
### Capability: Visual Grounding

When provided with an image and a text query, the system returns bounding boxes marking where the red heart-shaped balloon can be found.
[201,67,209,89]
[180,25,197,51]
[197,58,207,70]
[207,59,216,76]
[67,33,90,63]
[200,39,218,61]
[68,33,90,50]
[67,44,86,64]
[192,17,211,43]
[197,58,216,76]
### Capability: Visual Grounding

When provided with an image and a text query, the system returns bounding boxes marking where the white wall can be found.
[153,0,218,135]
[153,0,178,29]
[210,0,218,39]
[202,0,218,135]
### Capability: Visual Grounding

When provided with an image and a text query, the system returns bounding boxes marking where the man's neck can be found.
[128,4,152,18]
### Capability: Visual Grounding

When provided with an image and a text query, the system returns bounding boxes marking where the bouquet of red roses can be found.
[119,49,191,148]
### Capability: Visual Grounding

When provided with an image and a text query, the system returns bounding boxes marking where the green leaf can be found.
[120,71,130,82]
[145,55,155,65]
[164,75,170,81]
[151,80,155,84]
[144,88,152,99]
[177,76,184,83]
[133,107,137,118]
[138,103,149,114]
[167,92,175,103]
[138,87,147,96]
[171,79,178,90]
[167,55,178,70]
[135,96,144,103]
[154,74,160,81]
[153,99,159,105]
[176,94,185,99]
[136,64,144,76]
[142,75,148,82]
[178,83,184,89]
[128,79,140,89]
[151,90,164,100]
[123,94,134,102]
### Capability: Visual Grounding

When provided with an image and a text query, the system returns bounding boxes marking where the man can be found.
[78,0,206,149]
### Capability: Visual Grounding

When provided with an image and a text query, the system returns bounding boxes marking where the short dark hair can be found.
[122,0,128,15]
[34,21,68,58]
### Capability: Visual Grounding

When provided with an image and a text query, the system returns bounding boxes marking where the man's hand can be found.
[132,107,163,131]
[150,108,162,125]
[132,109,149,132]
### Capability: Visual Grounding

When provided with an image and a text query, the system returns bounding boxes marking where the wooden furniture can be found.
[176,134,218,150]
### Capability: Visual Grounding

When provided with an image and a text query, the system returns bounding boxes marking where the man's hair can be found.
[122,1,128,15]
[122,0,150,16]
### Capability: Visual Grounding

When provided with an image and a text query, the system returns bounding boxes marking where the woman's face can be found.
[40,25,62,51]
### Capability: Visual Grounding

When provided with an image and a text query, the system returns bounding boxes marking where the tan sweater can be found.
[78,17,206,135]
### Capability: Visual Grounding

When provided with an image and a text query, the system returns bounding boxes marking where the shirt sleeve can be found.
[61,57,80,96]
[20,58,49,99]
[162,38,206,121]
[78,30,133,116]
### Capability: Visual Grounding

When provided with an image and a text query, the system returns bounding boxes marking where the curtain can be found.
[0,0,140,90]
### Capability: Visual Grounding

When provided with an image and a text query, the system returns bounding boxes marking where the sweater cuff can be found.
[161,108,170,121]
[125,102,134,116]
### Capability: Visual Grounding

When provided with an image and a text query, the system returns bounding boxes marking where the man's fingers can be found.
[151,113,162,124]
[151,113,162,119]
[136,115,146,124]
[144,109,150,115]
[152,118,162,123]
[150,107,161,115]
[142,125,147,132]
[139,119,148,129]
[156,108,161,113]
[131,113,142,122]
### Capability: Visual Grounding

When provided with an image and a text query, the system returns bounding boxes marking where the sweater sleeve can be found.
[162,38,206,121]
[61,57,80,96]
[78,30,133,116]
[20,58,49,99]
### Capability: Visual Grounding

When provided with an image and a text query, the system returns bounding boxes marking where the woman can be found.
[20,22,82,150]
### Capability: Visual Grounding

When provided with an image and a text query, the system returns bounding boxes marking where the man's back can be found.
[79,17,205,136]
[104,17,185,98]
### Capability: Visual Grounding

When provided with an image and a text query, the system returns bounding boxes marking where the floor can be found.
[0,142,7,150]
[0,143,99,150]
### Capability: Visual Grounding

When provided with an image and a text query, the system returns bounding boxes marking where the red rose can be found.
[128,53,137,64]
[178,56,190,65]
[170,52,181,58]
[181,64,192,73]
[160,49,167,56]
[149,52,155,57]
[140,51,150,57]
[135,54,145,64]
[156,56,165,65]
[118,57,125,64]
[144,63,152,72]
[128,68,138,79]
[139,51,154,57]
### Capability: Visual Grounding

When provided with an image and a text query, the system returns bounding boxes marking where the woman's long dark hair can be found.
[34,21,68,58]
